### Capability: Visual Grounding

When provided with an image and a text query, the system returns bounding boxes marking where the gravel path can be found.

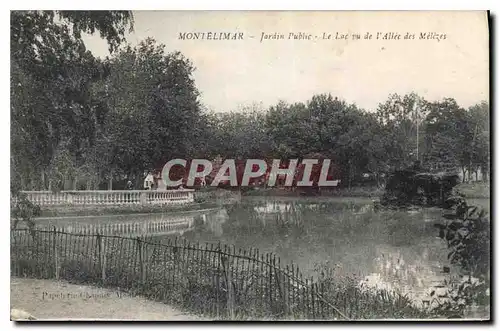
[10,277,202,321]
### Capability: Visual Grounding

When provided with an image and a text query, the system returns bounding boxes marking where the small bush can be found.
[432,196,490,318]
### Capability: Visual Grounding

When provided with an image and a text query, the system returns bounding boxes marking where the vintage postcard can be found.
[10,10,490,321]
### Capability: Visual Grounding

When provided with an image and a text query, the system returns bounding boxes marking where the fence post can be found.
[215,245,221,319]
[101,235,107,282]
[142,238,147,283]
[53,227,59,280]
[222,254,235,320]
[97,232,102,282]
[268,254,273,314]
[310,277,315,320]
[278,271,290,317]
[137,237,145,284]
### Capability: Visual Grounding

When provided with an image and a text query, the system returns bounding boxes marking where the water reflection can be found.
[33,209,225,238]
[203,209,229,237]
[181,197,457,307]
[32,197,486,309]
[360,247,451,308]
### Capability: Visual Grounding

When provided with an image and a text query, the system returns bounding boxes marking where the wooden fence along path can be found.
[10,228,349,320]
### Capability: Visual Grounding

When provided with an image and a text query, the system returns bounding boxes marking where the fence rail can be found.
[11,228,350,320]
[15,190,195,207]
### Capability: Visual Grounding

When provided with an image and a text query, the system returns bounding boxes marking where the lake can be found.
[163,196,489,308]
[30,196,489,309]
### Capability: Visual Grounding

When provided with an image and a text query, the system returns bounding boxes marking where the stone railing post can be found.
[66,192,73,204]
[140,192,147,205]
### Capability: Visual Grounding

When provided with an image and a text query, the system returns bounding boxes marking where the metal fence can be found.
[11,228,349,320]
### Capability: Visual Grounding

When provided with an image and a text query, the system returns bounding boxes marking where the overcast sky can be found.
[82,11,489,112]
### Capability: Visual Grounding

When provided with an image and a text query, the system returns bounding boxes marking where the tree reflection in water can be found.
[171,197,480,309]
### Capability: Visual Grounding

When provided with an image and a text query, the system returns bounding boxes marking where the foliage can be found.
[11,192,41,231]
[98,38,202,182]
[432,196,490,318]
[196,93,488,190]
[375,92,427,169]
[11,10,133,190]
[10,10,489,192]
[313,263,429,319]
[421,99,489,183]
[381,166,460,208]
[466,102,490,181]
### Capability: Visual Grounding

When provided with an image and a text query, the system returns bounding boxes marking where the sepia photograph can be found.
[9,10,490,321]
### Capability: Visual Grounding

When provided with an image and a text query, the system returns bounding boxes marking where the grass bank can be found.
[37,201,221,218]
[244,181,490,200]
[453,182,490,199]
[243,186,383,198]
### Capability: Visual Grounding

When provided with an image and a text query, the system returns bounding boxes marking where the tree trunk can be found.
[20,175,26,191]
[29,175,35,191]
[41,169,46,190]
[135,171,142,190]
[348,161,352,190]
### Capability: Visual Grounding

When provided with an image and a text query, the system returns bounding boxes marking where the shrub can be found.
[432,195,490,318]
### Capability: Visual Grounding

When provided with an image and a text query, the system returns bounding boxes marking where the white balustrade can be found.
[16,189,195,207]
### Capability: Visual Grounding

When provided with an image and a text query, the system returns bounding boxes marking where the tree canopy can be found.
[11,11,490,191]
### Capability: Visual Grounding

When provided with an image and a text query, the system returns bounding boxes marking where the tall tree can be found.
[467,101,490,181]
[422,98,471,178]
[376,93,427,170]
[101,38,202,185]
[11,10,133,191]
